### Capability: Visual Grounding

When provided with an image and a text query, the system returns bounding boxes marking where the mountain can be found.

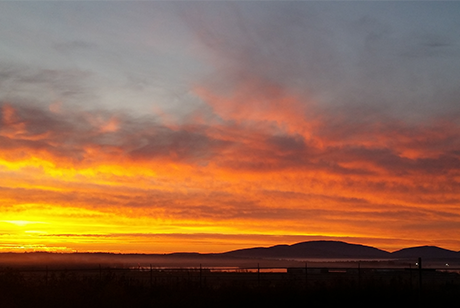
[224,240,391,259]
[391,246,459,259]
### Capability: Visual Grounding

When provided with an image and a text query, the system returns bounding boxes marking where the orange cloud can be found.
[1,97,460,253]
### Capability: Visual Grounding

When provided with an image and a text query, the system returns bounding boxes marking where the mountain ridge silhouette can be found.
[223,240,460,260]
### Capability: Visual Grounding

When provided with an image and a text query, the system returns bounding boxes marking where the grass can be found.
[0,266,459,307]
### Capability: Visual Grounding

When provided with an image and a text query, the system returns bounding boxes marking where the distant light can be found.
[446,263,449,267]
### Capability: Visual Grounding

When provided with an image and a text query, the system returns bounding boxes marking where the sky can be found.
[1,1,460,254]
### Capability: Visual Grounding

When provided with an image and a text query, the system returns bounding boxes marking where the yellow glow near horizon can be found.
[1,220,47,227]
[0,156,158,185]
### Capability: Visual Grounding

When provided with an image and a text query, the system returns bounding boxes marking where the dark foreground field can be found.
[1,265,459,308]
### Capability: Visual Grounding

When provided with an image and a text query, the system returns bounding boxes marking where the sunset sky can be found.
[1,1,460,254]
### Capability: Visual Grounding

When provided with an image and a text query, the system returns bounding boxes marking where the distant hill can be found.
[223,241,460,260]
[224,240,391,259]
[1,241,459,268]
[391,246,459,259]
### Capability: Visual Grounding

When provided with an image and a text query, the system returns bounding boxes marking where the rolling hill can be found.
[224,240,391,259]
[223,240,460,260]
[391,246,459,259]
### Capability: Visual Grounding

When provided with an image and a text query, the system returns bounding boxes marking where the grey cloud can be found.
[266,134,306,153]
[128,127,230,164]
[0,103,231,165]
[54,40,98,53]
[183,2,460,121]
[182,2,341,95]
[0,63,95,106]
[401,32,458,58]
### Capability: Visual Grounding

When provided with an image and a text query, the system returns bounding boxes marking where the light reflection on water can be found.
[130,266,287,273]
[128,258,460,272]
[288,258,397,262]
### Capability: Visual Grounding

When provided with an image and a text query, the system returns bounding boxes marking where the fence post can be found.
[358,262,361,288]
[409,263,412,291]
[418,257,422,295]
[199,264,202,288]
[305,262,308,290]
[257,263,260,286]
[150,264,153,288]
